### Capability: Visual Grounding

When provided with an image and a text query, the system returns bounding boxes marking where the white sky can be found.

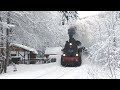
[78,11,101,18]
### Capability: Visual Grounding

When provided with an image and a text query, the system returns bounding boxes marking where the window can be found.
[11,54,16,56]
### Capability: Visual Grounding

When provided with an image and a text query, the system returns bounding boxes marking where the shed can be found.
[10,43,38,63]
[45,47,62,59]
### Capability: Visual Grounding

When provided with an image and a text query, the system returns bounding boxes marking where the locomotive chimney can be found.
[68,26,76,40]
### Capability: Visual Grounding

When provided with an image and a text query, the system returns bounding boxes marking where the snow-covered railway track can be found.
[35,66,76,79]
[34,54,89,79]
[34,68,58,79]
[56,67,77,79]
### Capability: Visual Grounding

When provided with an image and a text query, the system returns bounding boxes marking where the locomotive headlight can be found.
[63,54,66,56]
[69,43,72,46]
[76,53,79,56]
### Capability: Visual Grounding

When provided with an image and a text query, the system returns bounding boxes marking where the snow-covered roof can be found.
[10,43,38,54]
[45,47,62,55]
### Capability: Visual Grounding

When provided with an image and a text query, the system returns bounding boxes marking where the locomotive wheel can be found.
[61,56,66,67]
[77,56,82,66]
[72,56,82,67]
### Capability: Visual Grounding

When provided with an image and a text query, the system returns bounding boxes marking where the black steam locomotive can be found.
[61,27,85,67]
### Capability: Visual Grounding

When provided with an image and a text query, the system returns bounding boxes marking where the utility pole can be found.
[4,11,11,73]
[0,13,5,57]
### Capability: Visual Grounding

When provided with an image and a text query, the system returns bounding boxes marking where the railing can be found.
[21,58,49,64]
[20,58,56,64]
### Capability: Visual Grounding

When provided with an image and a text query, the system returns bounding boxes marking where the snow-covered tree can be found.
[0,11,77,56]
[60,11,78,25]
[73,11,120,78]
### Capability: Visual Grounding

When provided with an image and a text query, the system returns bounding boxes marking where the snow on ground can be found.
[0,62,111,79]
[0,47,118,79]
[0,52,113,79]
[0,63,58,79]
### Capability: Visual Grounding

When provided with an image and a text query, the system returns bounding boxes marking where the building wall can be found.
[10,46,37,61]
[30,52,36,59]
[11,50,29,60]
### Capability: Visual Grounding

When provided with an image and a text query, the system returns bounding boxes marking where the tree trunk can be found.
[4,11,11,73]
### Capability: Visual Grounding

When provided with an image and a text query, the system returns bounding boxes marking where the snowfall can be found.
[1,11,120,79]
[0,47,120,79]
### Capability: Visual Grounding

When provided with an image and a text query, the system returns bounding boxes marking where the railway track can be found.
[34,53,88,79]
[35,67,75,79]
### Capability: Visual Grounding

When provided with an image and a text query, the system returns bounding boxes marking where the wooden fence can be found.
[18,58,56,64]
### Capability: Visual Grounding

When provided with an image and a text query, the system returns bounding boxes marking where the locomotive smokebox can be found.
[68,26,76,39]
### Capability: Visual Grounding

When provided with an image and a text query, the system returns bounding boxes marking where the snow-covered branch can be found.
[0,21,15,28]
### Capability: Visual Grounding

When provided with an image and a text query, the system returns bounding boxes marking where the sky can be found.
[78,11,102,18]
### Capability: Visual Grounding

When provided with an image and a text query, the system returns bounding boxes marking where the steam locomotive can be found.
[61,27,85,67]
